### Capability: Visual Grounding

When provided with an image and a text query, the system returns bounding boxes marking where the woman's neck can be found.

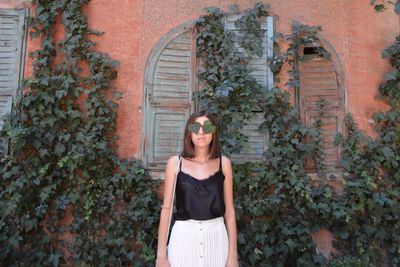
[192,147,211,163]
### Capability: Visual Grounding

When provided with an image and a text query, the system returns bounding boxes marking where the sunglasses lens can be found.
[203,120,216,134]
[203,124,216,134]
[188,123,200,134]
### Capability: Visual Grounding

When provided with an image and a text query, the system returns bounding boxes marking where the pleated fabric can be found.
[167,216,228,267]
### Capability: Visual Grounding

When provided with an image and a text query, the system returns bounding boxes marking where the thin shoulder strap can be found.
[166,155,181,244]
[219,154,222,170]
[179,155,182,171]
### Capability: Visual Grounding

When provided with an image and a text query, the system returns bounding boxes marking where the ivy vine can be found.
[195,3,268,156]
[1,1,399,267]
[0,1,160,266]
[196,3,400,267]
[195,4,328,266]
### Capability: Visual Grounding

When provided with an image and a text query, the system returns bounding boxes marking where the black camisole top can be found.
[173,155,226,221]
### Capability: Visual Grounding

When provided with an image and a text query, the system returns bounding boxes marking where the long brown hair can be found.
[181,110,221,159]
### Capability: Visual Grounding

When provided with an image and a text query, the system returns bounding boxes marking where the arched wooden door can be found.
[142,26,196,174]
[299,45,346,177]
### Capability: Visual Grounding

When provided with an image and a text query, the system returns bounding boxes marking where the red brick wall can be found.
[85,0,398,159]
[3,0,397,159]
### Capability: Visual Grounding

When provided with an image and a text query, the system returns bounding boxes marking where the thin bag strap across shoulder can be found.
[166,155,181,243]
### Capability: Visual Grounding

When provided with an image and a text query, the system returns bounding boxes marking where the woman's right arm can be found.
[155,155,179,267]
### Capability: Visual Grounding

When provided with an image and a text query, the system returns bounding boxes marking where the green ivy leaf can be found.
[374,4,386,12]
[56,195,70,210]
[382,146,394,158]
[39,163,51,176]
[54,142,65,156]
[49,252,62,267]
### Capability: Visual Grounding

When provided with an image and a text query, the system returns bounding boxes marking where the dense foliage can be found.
[195,3,400,267]
[0,1,399,267]
[196,6,325,265]
[0,1,160,266]
[195,3,268,155]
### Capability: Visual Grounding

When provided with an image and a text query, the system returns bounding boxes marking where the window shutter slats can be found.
[225,15,270,88]
[240,115,268,159]
[0,95,12,157]
[231,112,268,163]
[300,59,344,172]
[304,111,341,169]
[145,30,194,169]
[225,15,274,163]
[0,9,25,158]
[152,32,192,107]
[152,109,188,157]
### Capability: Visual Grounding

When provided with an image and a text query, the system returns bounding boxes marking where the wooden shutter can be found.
[232,112,269,162]
[225,15,274,163]
[299,58,344,173]
[144,29,195,170]
[0,9,26,157]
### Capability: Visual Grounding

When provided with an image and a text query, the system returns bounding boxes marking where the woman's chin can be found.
[194,142,211,148]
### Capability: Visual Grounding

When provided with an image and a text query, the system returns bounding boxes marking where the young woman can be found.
[155,110,239,267]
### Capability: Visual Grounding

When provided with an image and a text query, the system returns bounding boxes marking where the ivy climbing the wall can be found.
[0,1,160,266]
[195,3,268,156]
[329,36,400,266]
[196,3,400,267]
[0,1,399,266]
[195,4,330,266]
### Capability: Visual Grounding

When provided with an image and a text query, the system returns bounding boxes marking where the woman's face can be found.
[190,116,213,149]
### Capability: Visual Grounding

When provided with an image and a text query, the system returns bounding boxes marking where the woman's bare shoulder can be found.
[165,155,180,172]
[221,155,232,168]
[167,155,180,164]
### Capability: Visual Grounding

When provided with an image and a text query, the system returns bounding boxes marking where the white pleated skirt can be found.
[167,216,228,267]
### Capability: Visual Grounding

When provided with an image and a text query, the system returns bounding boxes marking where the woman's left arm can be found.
[222,156,239,267]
